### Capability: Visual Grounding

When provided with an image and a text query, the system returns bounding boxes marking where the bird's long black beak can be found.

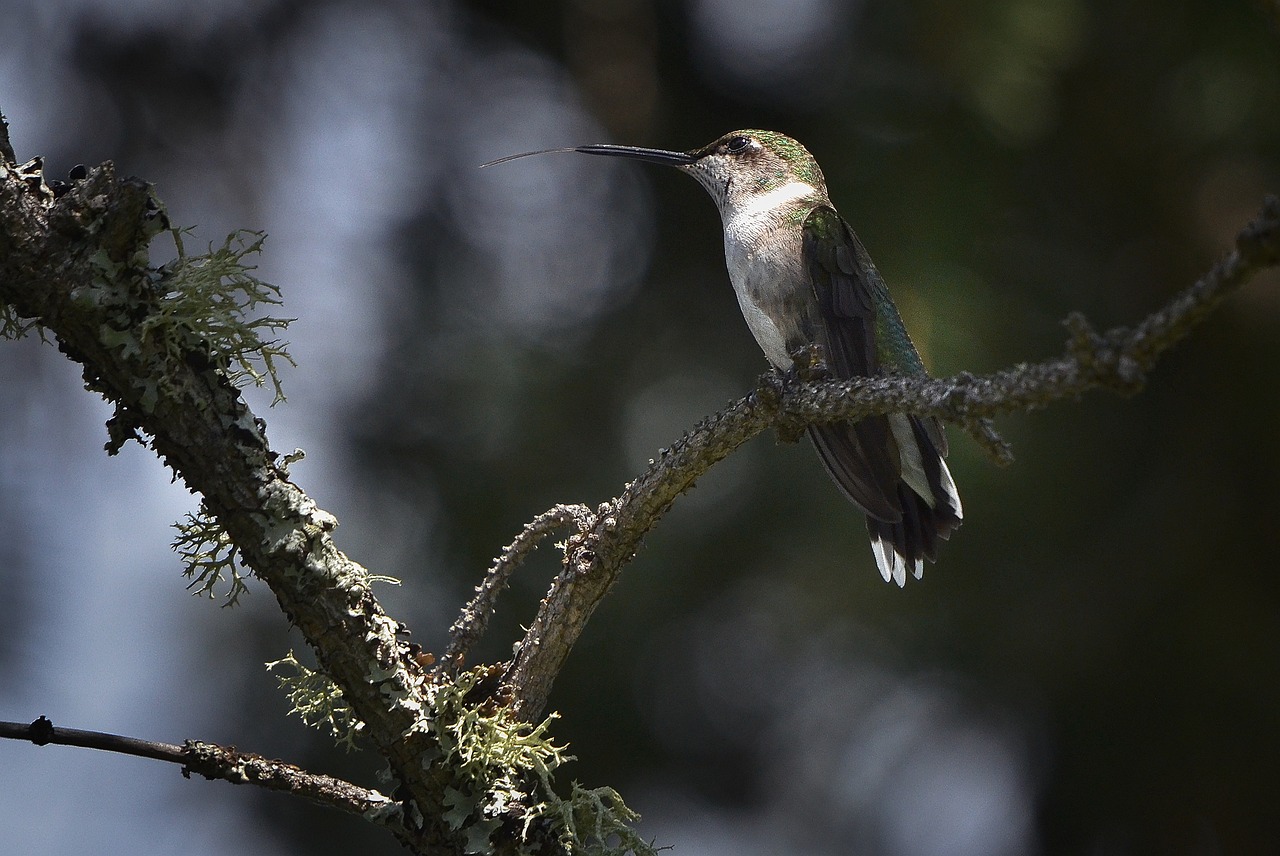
[481,144,696,169]
[572,144,696,166]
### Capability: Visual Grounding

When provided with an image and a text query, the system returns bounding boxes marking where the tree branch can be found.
[1,145,472,855]
[0,141,658,856]
[0,717,409,841]
[498,195,1280,719]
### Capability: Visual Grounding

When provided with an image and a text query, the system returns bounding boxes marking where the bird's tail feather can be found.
[865,416,962,586]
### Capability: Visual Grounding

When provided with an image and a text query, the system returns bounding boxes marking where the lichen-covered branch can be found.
[498,195,1280,719]
[0,138,450,855]
[0,132,625,855]
[182,741,404,829]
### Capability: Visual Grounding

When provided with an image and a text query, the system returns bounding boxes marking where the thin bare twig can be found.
[1,717,408,839]
[1,716,185,762]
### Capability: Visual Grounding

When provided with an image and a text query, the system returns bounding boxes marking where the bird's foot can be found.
[787,343,831,382]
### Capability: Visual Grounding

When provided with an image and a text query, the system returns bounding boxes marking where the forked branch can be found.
[491,197,1280,719]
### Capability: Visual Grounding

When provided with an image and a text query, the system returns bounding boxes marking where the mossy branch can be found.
[0,142,654,854]
[1,150,454,852]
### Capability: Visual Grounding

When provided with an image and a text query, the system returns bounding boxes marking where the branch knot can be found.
[1064,313,1146,395]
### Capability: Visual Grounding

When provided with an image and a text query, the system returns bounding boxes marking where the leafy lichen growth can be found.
[426,669,660,856]
[172,502,250,606]
[154,229,295,404]
[263,659,657,853]
[266,651,366,752]
[551,782,656,856]
[0,302,46,341]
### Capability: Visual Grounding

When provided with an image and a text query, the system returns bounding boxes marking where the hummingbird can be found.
[483,130,962,586]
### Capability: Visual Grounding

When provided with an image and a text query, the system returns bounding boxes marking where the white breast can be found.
[719,181,819,369]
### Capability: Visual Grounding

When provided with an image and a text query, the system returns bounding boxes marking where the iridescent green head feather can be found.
[673,130,829,214]
[704,130,826,190]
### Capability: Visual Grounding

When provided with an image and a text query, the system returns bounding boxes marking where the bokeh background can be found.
[3,1,1280,854]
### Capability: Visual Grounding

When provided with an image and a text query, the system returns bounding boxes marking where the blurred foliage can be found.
[5,0,1280,854]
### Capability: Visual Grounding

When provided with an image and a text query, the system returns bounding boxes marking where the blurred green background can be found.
[2,1,1279,854]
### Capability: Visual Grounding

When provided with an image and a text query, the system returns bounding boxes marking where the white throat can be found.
[725,180,819,226]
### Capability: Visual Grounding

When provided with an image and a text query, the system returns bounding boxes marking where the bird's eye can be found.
[725,135,752,154]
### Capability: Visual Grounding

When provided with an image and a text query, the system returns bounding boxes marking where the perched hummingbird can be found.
[483,130,962,585]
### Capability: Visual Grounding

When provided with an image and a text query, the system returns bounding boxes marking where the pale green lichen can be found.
[152,229,295,404]
[424,669,660,856]
[172,502,250,606]
[254,479,348,577]
[266,651,366,752]
[265,658,656,854]
[550,782,656,856]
